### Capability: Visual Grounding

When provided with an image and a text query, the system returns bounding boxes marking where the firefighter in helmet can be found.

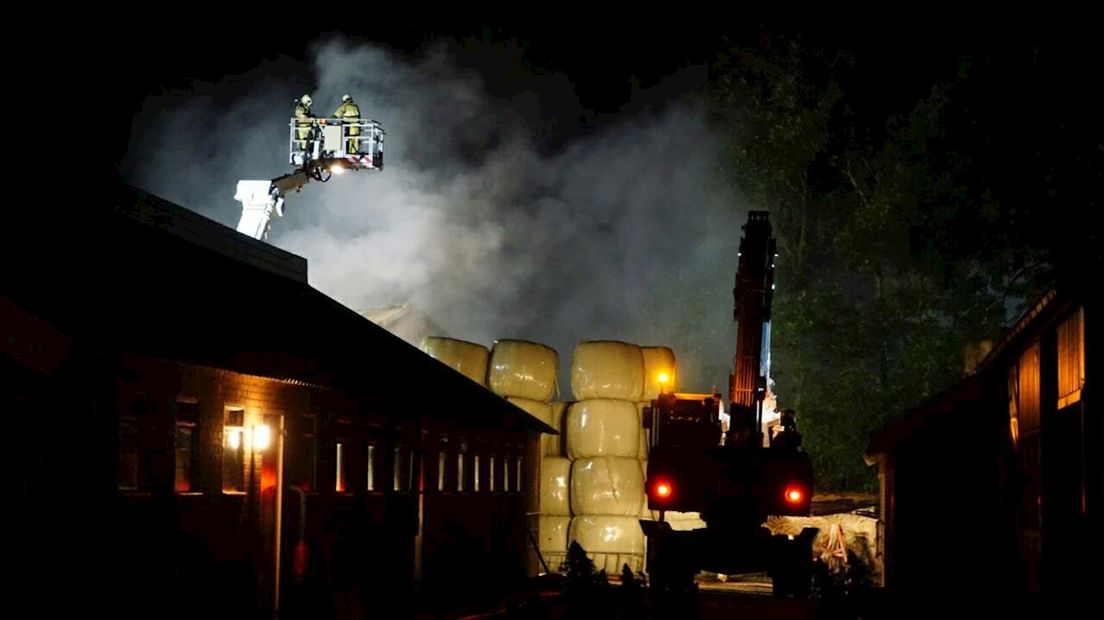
[294,94,315,153]
[333,94,361,154]
[771,408,803,451]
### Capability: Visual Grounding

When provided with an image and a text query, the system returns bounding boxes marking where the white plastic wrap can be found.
[570,457,645,516]
[539,515,572,553]
[640,346,677,400]
[543,401,569,456]
[488,339,559,401]
[569,515,646,556]
[421,336,489,385]
[507,397,551,425]
[571,341,644,401]
[565,399,641,459]
[540,457,572,516]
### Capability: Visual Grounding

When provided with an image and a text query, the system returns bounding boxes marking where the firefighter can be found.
[772,408,803,451]
[333,94,361,154]
[294,94,314,153]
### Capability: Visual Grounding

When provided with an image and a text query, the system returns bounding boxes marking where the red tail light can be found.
[654,480,673,499]
[784,485,804,504]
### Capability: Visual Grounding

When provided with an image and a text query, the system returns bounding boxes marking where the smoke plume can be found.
[122,37,747,394]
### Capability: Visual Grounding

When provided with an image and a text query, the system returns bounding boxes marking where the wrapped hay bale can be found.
[507,397,551,425]
[539,515,572,573]
[488,339,558,401]
[640,346,677,401]
[569,515,645,574]
[543,401,569,456]
[540,457,572,516]
[571,341,644,401]
[565,399,641,459]
[570,457,645,516]
[421,336,489,385]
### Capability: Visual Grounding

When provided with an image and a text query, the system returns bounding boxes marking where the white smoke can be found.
[122,37,746,394]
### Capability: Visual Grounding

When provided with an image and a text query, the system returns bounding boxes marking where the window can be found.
[1018,343,1041,434]
[437,450,448,492]
[1008,366,1020,449]
[223,407,245,493]
[299,415,318,491]
[393,446,404,491]
[117,395,148,491]
[391,446,417,492]
[174,400,200,493]
[473,455,481,492]
[489,455,496,492]
[516,456,523,493]
[335,442,347,493]
[1057,308,1085,409]
[366,444,377,491]
[457,452,465,492]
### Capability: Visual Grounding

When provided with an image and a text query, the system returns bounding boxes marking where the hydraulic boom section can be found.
[235,117,385,240]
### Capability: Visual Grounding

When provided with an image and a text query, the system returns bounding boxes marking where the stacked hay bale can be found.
[486,340,565,574]
[421,336,490,385]
[537,401,571,571]
[567,341,647,575]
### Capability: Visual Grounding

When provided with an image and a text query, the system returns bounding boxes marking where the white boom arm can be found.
[235,117,384,240]
[235,169,315,240]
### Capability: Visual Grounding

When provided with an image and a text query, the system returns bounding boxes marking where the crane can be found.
[235,116,385,240]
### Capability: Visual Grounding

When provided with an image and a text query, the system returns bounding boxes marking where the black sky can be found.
[101,17,1035,170]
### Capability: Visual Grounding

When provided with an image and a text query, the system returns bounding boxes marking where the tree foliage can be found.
[709,33,1099,490]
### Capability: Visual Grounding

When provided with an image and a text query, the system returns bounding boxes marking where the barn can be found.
[5,183,553,618]
[866,283,1098,609]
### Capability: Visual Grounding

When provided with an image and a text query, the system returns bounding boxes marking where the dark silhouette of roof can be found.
[4,181,552,434]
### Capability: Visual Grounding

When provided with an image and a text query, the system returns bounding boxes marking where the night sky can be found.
[97,18,1100,398]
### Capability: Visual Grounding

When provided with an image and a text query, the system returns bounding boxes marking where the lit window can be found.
[474,455,481,492]
[457,453,465,492]
[223,407,245,493]
[489,456,496,492]
[1018,344,1040,434]
[335,442,347,493]
[394,446,403,491]
[438,451,448,492]
[1057,307,1085,409]
[366,445,376,491]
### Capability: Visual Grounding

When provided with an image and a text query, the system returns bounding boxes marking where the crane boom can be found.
[235,117,384,240]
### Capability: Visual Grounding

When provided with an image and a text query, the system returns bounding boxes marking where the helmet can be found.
[300,94,313,106]
[341,94,352,102]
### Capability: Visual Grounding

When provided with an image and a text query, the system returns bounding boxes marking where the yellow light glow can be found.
[226,427,242,450]
[657,372,669,385]
[253,424,272,451]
